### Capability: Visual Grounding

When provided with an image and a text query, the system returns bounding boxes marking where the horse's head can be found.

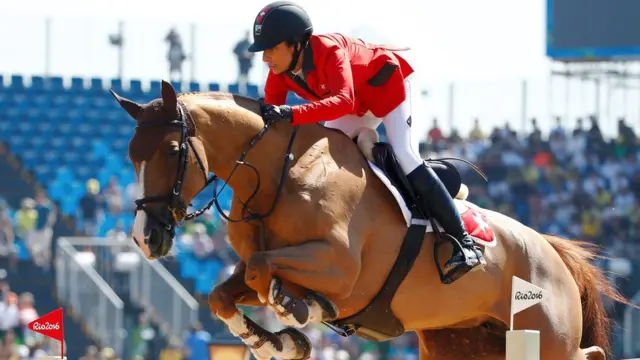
[110,80,210,259]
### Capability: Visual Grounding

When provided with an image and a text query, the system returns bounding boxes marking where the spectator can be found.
[0,329,19,360]
[102,176,124,215]
[165,28,187,83]
[79,179,103,237]
[0,199,15,264]
[14,198,36,242]
[183,322,210,360]
[233,31,254,86]
[28,189,56,269]
[79,345,100,360]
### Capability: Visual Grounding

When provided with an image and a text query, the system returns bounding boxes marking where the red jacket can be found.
[264,33,414,125]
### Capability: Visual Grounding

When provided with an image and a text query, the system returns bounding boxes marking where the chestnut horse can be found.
[110,81,628,360]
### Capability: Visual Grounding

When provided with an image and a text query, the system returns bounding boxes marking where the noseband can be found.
[134,99,299,234]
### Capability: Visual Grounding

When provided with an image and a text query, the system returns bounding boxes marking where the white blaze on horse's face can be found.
[132,161,152,259]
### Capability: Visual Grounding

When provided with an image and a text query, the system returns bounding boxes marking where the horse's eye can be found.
[167,146,180,157]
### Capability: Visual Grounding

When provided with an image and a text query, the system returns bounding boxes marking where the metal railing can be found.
[128,249,200,338]
[55,237,125,355]
[57,236,199,339]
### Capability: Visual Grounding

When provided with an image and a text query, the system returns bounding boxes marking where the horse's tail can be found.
[543,234,631,354]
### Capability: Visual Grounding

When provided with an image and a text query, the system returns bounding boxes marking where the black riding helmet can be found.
[248,1,313,70]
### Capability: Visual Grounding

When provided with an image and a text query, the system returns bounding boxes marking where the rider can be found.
[248,0,485,282]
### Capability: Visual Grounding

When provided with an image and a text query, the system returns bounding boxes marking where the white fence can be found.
[55,238,125,355]
[56,236,199,339]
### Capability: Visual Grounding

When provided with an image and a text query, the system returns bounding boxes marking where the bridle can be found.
[134,99,298,235]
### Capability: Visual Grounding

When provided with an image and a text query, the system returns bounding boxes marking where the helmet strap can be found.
[287,36,310,73]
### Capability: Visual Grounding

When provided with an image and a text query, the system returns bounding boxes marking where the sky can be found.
[0,0,638,137]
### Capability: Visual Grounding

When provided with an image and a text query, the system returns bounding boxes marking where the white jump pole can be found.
[506,330,540,360]
[506,276,548,360]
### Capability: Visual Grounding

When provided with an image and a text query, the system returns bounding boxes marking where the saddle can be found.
[325,141,463,342]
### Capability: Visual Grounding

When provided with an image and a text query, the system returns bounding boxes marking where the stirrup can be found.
[434,233,483,285]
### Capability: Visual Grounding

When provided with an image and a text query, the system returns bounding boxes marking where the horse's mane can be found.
[177,91,264,122]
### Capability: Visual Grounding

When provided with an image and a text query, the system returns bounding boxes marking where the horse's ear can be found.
[109,89,142,120]
[160,80,178,113]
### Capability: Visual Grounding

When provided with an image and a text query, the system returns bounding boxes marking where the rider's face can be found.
[262,41,294,74]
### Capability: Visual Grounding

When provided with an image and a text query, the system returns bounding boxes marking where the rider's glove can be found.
[261,104,293,123]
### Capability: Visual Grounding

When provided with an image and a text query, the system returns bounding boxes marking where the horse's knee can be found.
[208,288,236,319]
[245,252,274,296]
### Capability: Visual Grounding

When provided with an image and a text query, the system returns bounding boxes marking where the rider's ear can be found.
[110,89,143,120]
[160,80,178,115]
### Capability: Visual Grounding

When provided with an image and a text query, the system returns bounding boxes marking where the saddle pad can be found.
[367,160,496,247]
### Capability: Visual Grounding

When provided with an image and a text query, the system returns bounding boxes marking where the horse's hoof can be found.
[275,327,312,360]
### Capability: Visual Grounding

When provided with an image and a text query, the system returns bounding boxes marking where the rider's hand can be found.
[261,104,293,123]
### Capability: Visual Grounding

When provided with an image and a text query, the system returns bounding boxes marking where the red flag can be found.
[28,307,64,358]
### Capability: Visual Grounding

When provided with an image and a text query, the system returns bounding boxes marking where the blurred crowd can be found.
[2,109,640,359]
[0,270,66,360]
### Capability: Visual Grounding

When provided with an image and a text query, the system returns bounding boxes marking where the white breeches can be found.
[323,78,423,174]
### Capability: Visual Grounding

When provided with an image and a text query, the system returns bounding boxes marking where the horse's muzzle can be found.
[144,215,175,259]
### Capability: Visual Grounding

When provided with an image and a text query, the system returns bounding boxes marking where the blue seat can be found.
[38,122,54,135]
[97,124,115,137]
[129,79,143,96]
[71,96,90,110]
[33,164,54,183]
[20,150,40,168]
[247,84,259,99]
[171,81,182,93]
[26,109,44,123]
[208,83,220,92]
[10,93,27,107]
[90,78,103,93]
[32,94,51,108]
[16,122,34,134]
[56,123,73,137]
[5,108,23,124]
[48,77,64,93]
[9,75,24,92]
[28,136,47,150]
[0,122,10,136]
[92,96,109,110]
[7,135,26,151]
[110,79,124,94]
[70,77,85,92]
[228,83,240,95]
[30,76,46,93]
[149,80,161,95]
[51,95,70,109]
[188,82,200,92]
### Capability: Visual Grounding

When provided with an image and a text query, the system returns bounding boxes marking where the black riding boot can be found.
[406,163,486,284]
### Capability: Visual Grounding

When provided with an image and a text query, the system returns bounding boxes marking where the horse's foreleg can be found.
[245,238,358,328]
[209,261,312,360]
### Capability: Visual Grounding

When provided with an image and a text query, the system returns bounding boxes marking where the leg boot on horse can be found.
[208,261,312,360]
